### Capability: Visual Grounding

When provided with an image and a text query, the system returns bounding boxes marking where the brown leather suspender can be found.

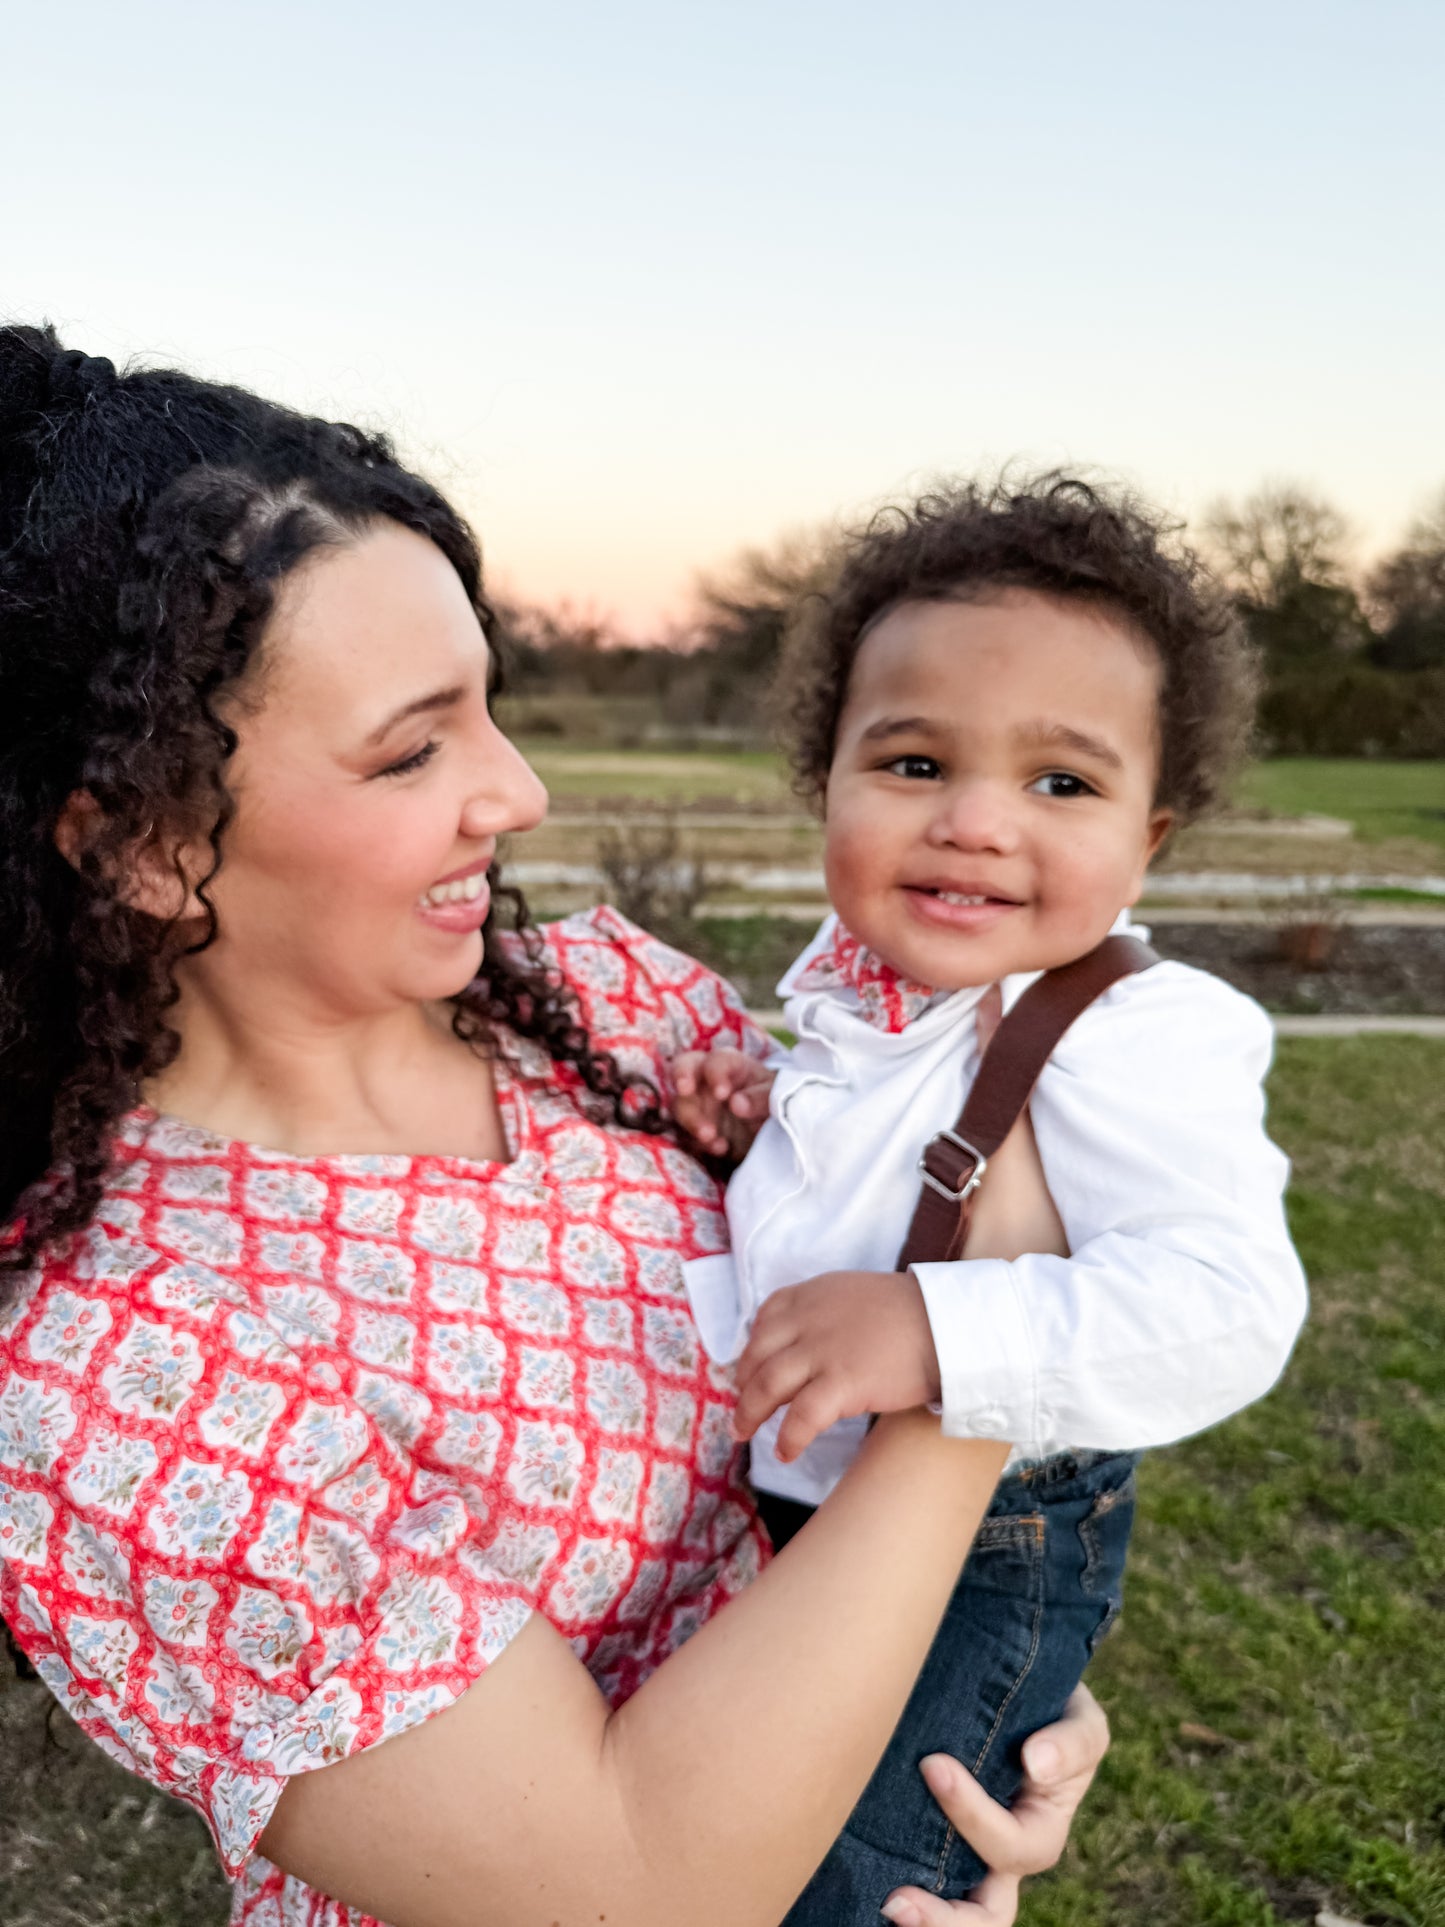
[895,934,1159,1270]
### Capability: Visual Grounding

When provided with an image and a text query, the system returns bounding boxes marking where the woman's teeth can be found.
[421,872,487,907]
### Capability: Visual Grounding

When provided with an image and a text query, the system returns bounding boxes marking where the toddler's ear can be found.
[1123,807,1174,907]
[1143,808,1174,864]
[54,789,211,924]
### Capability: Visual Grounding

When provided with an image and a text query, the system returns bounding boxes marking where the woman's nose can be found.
[461,724,549,838]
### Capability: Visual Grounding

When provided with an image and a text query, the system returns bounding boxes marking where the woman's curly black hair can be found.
[774,473,1259,824]
[0,321,666,1299]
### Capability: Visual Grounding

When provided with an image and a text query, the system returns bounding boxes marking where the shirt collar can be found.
[779,907,1144,1037]
[787,917,951,1034]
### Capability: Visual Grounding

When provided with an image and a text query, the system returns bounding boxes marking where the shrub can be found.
[595,818,709,947]
[1259,664,1445,757]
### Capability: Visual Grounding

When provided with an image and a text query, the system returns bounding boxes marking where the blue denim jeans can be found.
[760,1448,1139,1923]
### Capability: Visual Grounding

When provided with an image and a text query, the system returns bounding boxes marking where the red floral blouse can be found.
[0,909,773,1927]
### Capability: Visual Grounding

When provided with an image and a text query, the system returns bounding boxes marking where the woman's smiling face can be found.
[195,520,548,1017]
[823,588,1173,991]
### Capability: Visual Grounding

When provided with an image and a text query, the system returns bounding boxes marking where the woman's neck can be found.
[144,960,508,1162]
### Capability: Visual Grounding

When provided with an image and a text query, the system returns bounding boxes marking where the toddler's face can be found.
[823,588,1172,990]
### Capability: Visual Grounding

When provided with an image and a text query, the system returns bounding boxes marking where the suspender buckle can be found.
[918,1129,988,1205]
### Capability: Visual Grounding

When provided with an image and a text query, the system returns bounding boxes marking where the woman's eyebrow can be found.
[363,684,467,745]
[1017,720,1124,769]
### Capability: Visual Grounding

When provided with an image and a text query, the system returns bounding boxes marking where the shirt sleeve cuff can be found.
[911,1259,1039,1443]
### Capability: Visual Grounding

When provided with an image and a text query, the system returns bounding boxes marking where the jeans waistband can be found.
[991,1447,1140,1512]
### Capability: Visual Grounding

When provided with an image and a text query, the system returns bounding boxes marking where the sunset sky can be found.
[4,0,1441,633]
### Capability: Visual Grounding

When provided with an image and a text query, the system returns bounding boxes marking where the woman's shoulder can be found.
[498,906,770,1070]
[530,904,712,989]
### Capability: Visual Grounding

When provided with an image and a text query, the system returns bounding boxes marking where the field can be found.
[1021,1036,1445,1927]
[516,745,1443,841]
[517,740,796,807]
[1236,761,1445,851]
[509,749,1445,899]
[2,1036,1441,1926]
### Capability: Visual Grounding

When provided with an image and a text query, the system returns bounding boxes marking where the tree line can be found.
[494,484,1445,757]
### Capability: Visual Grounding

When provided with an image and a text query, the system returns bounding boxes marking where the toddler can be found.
[672,476,1308,1922]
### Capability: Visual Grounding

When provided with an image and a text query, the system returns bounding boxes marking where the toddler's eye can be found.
[375,740,441,779]
[883,754,943,781]
[1028,771,1095,799]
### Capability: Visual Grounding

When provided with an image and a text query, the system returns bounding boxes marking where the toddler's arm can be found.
[914,964,1308,1451]
[672,1048,776,1160]
[732,1112,1067,1462]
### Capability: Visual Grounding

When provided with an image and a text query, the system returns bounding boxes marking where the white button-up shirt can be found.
[682,914,1309,1505]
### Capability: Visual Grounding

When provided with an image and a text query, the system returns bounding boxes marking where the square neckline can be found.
[127,1034,534,1180]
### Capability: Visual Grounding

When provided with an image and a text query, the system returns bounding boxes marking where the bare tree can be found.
[686,526,837,729]
[1366,485,1445,670]
[1202,482,1354,605]
[595,818,708,946]
[1201,483,1370,665]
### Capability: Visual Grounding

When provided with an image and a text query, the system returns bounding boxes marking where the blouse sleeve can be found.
[538,905,775,1101]
[0,1219,535,1876]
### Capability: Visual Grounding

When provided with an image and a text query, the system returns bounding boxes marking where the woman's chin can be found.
[411,929,488,1002]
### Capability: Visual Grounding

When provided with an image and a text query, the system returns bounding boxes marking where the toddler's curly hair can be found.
[775,473,1258,825]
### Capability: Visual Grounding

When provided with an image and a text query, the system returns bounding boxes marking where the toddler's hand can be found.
[672,1048,775,1160]
[732,1269,941,1462]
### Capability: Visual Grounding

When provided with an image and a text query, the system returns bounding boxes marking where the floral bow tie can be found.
[792,921,939,1033]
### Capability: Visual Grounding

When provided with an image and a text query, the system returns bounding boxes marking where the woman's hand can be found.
[879,1684,1110,1925]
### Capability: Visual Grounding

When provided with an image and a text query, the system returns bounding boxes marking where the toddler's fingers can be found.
[702,1062,735,1102]
[735,1306,800,1386]
[702,1050,752,1101]
[731,1346,813,1442]
[773,1373,848,1463]
[729,1082,771,1118]
[673,1098,723,1153]
[672,1051,706,1098]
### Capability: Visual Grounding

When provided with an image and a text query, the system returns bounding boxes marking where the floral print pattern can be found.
[24,1289,113,1375]
[0,908,773,1927]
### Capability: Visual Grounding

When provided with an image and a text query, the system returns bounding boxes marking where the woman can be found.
[0,323,1106,1927]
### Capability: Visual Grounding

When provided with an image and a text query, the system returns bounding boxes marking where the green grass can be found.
[3,1040,1442,1925]
[512,744,1445,876]
[1348,887,1445,906]
[515,739,795,806]
[1023,1037,1445,1927]
[517,744,1445,863]
[1236,760,1445,851]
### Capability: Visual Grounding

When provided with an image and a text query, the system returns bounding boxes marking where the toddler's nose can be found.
[928,780,1020,854]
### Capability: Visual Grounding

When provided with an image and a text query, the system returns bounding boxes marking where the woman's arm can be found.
[262,1413,1006,1927]
[258,1122,1059,1927]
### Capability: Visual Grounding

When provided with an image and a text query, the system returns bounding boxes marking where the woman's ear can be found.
[54,790,210,923]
